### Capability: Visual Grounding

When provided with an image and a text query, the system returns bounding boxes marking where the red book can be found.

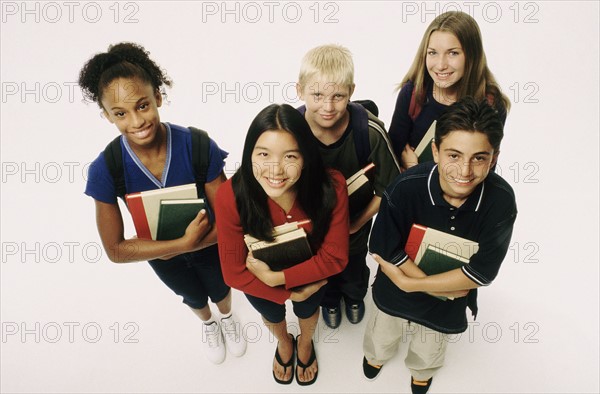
[405,224,427,262]
[404,223,479,265]
[125,193,152,239]
[125,183,198,240]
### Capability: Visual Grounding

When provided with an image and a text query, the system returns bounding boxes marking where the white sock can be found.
[220,313,232,321]
[203,317,216,326]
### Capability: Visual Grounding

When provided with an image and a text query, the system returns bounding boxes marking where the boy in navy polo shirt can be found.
[362,97,517,394]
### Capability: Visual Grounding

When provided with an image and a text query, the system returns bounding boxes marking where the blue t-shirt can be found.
[85,122,228,204]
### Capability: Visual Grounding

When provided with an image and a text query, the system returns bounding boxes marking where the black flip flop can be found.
[273,334,295,385]
[295,335,318,386]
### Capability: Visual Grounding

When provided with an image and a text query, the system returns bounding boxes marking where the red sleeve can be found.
[283,170,350,289]
[215,180,291,305]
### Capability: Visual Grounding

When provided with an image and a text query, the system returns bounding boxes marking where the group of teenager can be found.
[80,11,517,394]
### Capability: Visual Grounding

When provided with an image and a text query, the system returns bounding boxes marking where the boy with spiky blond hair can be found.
[296,44,400,328]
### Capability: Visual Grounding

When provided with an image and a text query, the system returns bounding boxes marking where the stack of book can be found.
[244,220,313,271]
[125,183,205,240]
[403,223,479,300]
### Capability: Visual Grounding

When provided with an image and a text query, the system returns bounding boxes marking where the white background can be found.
[1,1,598,393]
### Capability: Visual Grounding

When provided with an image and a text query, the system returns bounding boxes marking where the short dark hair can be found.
[435,96,504,151]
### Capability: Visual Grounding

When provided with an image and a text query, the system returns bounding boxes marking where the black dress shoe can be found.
[321,305,341,329]
[411,377,433,394]
[345,300,365,324]
[362,356,382,381]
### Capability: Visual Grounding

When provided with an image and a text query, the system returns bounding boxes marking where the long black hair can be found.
[232,104,337,245]
[78,42,172,107]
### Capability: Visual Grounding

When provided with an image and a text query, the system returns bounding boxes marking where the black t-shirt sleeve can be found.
[369,185,410,265]
[462,194,517,286]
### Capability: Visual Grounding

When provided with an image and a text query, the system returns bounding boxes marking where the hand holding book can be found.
[180,208,212,249]
[403,223,479,300]
[244,220,313,272]
[371,252,469,301]
[246,252,285,287]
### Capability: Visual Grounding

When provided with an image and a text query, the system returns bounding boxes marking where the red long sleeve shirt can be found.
[215,170,350,304]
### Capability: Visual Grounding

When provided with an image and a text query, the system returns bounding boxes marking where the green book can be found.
[418,244,470,301]
[156,198,206,241]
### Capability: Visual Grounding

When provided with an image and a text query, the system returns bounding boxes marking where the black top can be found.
[313,104,400,254]
[388,81,508,161]
[388,81,449,159]
[369,161,517,333]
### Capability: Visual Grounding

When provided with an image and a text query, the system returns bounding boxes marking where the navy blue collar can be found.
[427,164,485,212]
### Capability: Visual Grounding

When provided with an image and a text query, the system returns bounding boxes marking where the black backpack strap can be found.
[103,136,126,201]
[299,102,371,167]
[347,102,371,167]
[188,126,210,195]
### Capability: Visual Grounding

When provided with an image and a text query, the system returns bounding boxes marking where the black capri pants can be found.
[245,285,326,323]
[148,244,230,309]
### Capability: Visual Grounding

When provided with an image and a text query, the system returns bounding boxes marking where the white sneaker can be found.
[202,321,226,364]
[220,314,247,357]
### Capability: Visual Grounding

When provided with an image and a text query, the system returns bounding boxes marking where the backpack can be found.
[407,87,422,122]
[296,100,379,167]
[103,126,210,201]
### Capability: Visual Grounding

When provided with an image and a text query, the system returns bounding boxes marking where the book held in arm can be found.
[244,220,313,272]
[156,198,206,241]
[346,162,376,195]
[414,120,436,163]
[346,163,376,220]
[125,183,198,240]
[402,223,479,300]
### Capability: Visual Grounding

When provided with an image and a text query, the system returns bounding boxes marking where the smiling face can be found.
[426,31,465,98]
[252,130,304,207]
[100,77,164,147]
[433,130,497,207]
[296,74,354,135]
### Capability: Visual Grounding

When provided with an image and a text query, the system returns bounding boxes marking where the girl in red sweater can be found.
[215,104,349,386]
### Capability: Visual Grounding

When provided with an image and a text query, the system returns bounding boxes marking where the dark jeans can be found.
[321,250,370,308]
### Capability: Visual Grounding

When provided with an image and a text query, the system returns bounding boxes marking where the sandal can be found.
[295,335,318,386]
[273,334,295,385]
